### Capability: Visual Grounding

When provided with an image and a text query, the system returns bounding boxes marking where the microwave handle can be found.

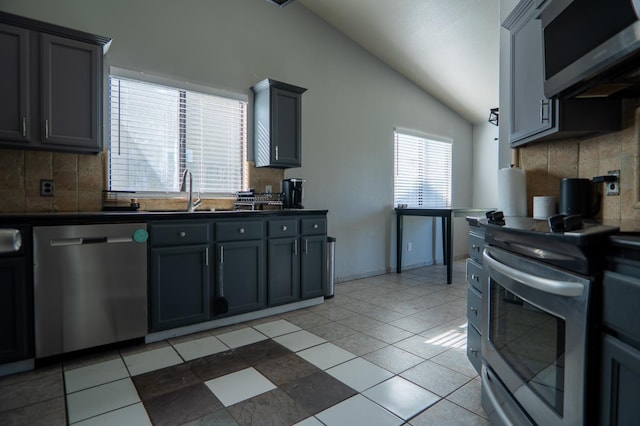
[483,248,584,297]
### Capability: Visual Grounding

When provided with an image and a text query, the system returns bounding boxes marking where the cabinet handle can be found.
[44,120,49,139]
[471,274,479,282]
[313,224,318,229]
[275,145,279,161]
[220,246,224,264]
[281,225,287,231]
[472,244,480,251]
[293,239,298,255]
[179,231,186,238]
[239,228,245,234]
[469,348,478,355]
[304,238,308,254]
[205,247,209,266]
[540,99,550,123]
[22,117,27,137]
[469,306,478,314]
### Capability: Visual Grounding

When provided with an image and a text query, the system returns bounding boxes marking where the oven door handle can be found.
[483,249,584,297]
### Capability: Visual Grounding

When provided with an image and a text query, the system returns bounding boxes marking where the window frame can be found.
[108,67,248,198]
[393,128,453,208]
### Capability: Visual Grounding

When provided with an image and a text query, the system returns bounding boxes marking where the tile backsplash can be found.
[0,149,284,213]
[518,100,640,223]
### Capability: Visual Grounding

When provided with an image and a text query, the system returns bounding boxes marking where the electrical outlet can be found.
[606,170,620,196]
[407,242,413,252]
[265,185,272,193]
[40,179,54,197]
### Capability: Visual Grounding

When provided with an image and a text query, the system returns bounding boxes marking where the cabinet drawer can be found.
[467,323,482,375]
[268,220,298,237]
[150,222,210,246]
[301,218,326,235]
[216,221,263,241]
[467,285,482,332]
[466,259,483,293]
[468,231,484,264]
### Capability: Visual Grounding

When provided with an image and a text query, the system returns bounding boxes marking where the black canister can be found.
[559,178,599,218]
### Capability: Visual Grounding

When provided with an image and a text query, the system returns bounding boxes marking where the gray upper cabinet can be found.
[41,34,101,151]
[503,0,621,148]
[0,12,109,154]
[252,79,307,168]
[0,24,30,144]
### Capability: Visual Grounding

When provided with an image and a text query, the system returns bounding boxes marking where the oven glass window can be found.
[489,281,566,416]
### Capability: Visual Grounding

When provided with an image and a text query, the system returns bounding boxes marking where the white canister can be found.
[533,196,556,219]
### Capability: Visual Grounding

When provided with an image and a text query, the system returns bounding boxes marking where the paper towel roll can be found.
[533,196,556,219]
[497,167,527,217]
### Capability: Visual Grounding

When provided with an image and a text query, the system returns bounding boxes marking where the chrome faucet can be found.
[180,169,202,212]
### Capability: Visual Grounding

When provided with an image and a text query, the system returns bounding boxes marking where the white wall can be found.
[1,0,475,281]
[472,121,500,209]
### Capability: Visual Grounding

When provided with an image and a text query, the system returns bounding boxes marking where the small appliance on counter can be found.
[282,178,305,209]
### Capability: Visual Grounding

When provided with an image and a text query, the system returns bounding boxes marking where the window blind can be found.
[109,75,247,196]
[394,131,452,207]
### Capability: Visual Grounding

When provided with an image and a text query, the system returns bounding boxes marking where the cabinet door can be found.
[271,87,302,167]
[509,8,554,143]
[0,258,31,363]
[41,34,101,151]
[600,334,640,425]
[300,235,326,299]
[0,24,31,143]
[267,237,300,306]
[216,240,265,316]
[150,245,210,331]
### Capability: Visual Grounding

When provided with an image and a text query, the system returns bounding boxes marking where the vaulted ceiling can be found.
[297,0,501,125]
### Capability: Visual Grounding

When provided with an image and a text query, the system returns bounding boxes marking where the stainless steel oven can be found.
[482,245,591,426]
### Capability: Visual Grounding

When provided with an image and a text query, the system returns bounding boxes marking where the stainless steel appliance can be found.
[480,217,618,425]
[282,178,305,209]
[33,223,148,358]
[542,0,640,99]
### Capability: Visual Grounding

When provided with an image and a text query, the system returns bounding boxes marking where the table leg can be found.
[446,213,452,284]
[396,213,403,273]
[441,217,447,266]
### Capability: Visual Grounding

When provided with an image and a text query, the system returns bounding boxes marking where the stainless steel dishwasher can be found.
[33,223,148,358]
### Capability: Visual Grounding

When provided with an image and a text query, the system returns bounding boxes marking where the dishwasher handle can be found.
[50,236,135,247]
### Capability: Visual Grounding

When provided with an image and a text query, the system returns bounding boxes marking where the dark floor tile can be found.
[0,396,66,426]
[180,408,239,426]
[145,383,223,426]
[227,388,309,426]
[0,370,64,412]
[281,371,357,415]
[254,353,321,386]
[133,362,201,401]
[233,340,290,366]
[189,350,250,381]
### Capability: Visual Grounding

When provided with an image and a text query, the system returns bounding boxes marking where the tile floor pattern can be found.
[0,261,489,425]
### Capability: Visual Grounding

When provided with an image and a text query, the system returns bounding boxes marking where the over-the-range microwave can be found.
[541,0,640,99]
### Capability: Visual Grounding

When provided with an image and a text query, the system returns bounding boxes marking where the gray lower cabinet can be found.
[0,257,31,363]
[267,237,300,306]
[215,220,266,317]
[267,217,327,305]
[300,234,326,299]
[600,240,640,425]
[149,222,211,332]
[466,219,484,374]
[0,13,109,153]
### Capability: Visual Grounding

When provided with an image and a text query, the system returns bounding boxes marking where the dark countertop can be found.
[0,209,329,226]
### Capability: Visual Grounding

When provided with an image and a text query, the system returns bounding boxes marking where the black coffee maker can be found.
[282,178,305,209]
